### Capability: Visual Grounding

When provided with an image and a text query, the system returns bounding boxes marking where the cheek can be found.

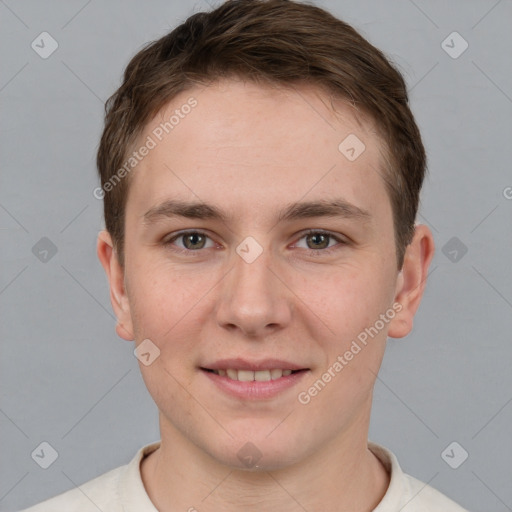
[296,261,394,404]
[303,263,393,336]
[126,257,216,339]
[299,269,391,412]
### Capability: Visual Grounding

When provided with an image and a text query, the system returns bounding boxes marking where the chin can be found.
[205,428,310,471]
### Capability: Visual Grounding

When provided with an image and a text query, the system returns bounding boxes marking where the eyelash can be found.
[163,229,347,257]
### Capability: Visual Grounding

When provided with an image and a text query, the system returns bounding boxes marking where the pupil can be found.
[308,233,328,249]
[185,233,204,249]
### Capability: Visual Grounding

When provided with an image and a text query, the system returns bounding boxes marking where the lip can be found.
[202,358,307,372]
[199,358,310,401]
[201,367,309,400]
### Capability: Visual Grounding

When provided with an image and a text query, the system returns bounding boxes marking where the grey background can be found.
[1,0,511,510]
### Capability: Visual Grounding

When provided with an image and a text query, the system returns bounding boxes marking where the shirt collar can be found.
[118,440,407,511]
[368,441,410,511]
[119,440,161,511]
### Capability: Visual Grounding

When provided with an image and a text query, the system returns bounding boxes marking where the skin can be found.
[97,78,434,511]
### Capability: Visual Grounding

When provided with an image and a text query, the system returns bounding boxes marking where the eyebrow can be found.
[142,198,371,225]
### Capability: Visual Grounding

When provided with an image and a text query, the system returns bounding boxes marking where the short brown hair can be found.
[97,0,426,268]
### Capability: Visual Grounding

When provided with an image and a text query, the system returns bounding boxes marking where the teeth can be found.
[212,369,297,381]
[226,369,238,380]
[237,370,254,382]
[270,368,283,379]
[255,370,271,381]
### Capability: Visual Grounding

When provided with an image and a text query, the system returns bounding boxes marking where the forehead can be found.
[125,78,391,227]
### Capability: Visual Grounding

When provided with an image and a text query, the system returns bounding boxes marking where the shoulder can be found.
[403,473,470,511]
[368,441,470,512]
[18,441,161,512]
[18,465,124,512]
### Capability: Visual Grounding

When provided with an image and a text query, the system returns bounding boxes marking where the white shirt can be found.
[20,441,469,511]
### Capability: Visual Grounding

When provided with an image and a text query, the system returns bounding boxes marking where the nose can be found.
[215,245,292,338]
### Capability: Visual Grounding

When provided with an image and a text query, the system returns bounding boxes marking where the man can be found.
[22,0,468,510]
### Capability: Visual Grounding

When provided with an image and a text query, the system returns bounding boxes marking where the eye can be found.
[163,229,347,256]
[164,231,216,251]
[294,230,346,252]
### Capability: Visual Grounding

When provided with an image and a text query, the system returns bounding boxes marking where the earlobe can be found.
[116,323,134,340]
[387,224,435,339]
[97,230,134,341]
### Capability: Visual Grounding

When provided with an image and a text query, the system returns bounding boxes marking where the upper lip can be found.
[202,358,308,371]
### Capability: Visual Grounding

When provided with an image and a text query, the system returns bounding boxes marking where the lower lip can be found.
[200,369,309,400]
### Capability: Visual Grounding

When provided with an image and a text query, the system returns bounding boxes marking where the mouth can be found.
[199,359,310,400]
[201,368,305,381]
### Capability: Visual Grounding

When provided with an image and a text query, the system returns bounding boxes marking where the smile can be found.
[205,368,298,381]
[200,366,309,400]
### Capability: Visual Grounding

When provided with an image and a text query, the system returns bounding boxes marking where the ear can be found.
[96,230,134,341]
[387,224,435,339]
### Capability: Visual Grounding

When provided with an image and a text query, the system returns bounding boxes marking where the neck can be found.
[141,409,390,511]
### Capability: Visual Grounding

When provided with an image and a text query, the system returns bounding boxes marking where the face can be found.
[99,78,433,471]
